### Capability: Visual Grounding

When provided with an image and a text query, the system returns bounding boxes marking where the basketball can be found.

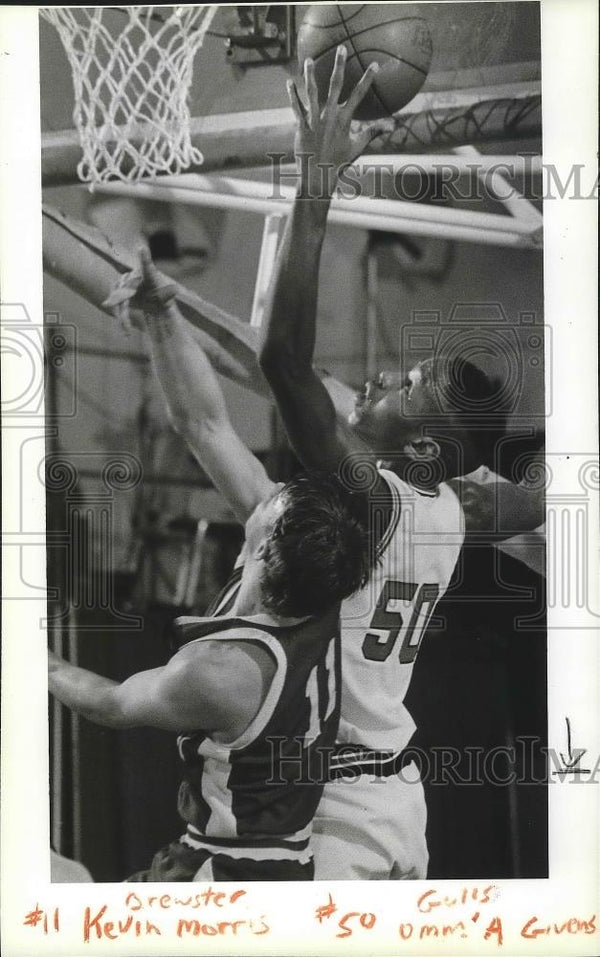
[297,4,433,120]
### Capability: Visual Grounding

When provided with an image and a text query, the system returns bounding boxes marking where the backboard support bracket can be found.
[224,5,295,65]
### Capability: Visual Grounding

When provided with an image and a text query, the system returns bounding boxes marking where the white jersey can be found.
[338,468,464,751]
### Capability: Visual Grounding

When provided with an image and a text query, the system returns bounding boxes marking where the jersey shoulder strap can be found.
[205,565,243,618]
[379,466,438,501]
[172,613,270,648]
[375,467,403,556]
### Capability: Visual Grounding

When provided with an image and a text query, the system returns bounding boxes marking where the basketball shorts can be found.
[312,760,428,880]
[127,835,314,882]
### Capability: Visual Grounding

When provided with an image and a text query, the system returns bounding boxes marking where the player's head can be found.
[348,356,497,478]
[244,472,373,618]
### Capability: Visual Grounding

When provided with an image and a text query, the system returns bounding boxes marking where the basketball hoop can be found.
[41,6,217,187]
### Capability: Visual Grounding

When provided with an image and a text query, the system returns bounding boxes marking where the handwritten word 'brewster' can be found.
[125,888,246,910]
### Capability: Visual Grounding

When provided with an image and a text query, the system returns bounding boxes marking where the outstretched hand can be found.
[102,247,177,334]
[135,247,178,319]
[287,45,394,195]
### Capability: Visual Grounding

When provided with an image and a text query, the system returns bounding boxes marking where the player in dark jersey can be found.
[48,470,371,881]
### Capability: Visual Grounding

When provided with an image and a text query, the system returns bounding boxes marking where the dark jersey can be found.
[171,601,341,863]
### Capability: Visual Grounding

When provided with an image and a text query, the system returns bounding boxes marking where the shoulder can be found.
[168,630,280,737]
[171,631,278,694]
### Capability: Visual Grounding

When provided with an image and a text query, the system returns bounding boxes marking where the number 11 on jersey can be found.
[362,580,440,664]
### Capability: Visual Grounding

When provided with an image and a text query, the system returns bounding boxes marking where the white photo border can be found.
[1,2,598,955]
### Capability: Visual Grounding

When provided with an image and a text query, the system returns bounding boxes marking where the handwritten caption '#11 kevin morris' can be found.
[22,885,597,946]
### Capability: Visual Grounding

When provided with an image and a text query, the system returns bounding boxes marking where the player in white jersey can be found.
[258,48,544,879]
[337,472,463,754]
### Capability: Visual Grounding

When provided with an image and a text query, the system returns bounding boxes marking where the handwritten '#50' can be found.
[336,911,377,938]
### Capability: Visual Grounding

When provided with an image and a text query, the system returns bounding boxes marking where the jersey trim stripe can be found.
[376,469,403,557]
[330,747,397,764]
[181,832,312,863]
[327,743,419,779]
[204,566,243,617]
[186,822,312,848]
[181,629,287,752]
[329,758,417,779]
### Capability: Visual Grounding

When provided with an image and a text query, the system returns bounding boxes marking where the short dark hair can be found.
[418,356,504,473]
[260,472,374,618]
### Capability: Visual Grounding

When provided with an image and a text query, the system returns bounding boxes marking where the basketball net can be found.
[41,6,217,187]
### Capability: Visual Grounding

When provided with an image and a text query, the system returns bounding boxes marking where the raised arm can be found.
[137,250,274,523]
[258,47,389,473]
